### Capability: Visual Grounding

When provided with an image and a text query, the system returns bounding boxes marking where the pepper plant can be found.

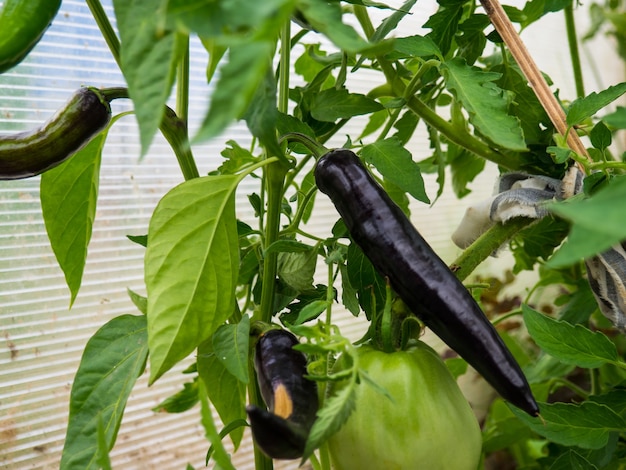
[2,0,626,468]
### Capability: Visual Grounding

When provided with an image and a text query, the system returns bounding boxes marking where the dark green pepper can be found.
[247,329,318,460]
[0,87,111,180]
[314,149,539,417]
[0,0,62,73]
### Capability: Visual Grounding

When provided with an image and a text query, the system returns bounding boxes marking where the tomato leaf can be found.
[549,450,598,470]
[113,0,181,154]
[310,88,383,122]
[440,57,527,151]
[361,137,430,203]
[40,131,105,305]
[212,315,250,384]
[566,82,626,126]
[60,315,148,470]
[145,175,240,383]
[522,305,619,368]
[510,401,626,449]
[423,0,466,56]
[302,377,356,460]
[198,337,247,449]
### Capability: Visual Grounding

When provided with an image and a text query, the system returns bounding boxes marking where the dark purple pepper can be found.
[314,149,539,417]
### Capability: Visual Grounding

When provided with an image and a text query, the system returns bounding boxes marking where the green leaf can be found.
[360,137,430,203]
[197,378,236,470]
[310,88,383,122]
[603,107,626,129]
[212,315,250,384]
[340,264,361,316]
[510,401,626,449]
[265,239,313,254]
[198,337,246,449]
[566,82,626,126]
[40,131,105,305]
[296,0,371,53]
[549,450,598,470]
[145,175,240,383]
[423,0,467,56]
[303,376,356,460]
[292,299,330,325]
[126,288,148,315]
[195,42,273,142]
[522,305,618,368]
[60,315,148,470]
[548,175,626,265]
[113,0,181,154]
[277,246,319,292]
[243,68,282,158]
[589,121,612,150]
[152,378,199,413]
[95,415,112,470]
[447,143,485,199]
[388,35,442,60]
[346,242,386,319]
[441,57,527,151]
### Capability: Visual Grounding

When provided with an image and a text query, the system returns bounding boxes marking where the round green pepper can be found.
[328,342,482,470]
[0,0,62,73]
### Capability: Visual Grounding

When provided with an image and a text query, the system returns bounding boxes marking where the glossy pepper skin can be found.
[0,87,111,180]
[247,329,319,460]
[0,0,62,73]
[314,149,539,417]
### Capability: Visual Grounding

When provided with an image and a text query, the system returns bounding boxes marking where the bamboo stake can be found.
[480,0,591,165]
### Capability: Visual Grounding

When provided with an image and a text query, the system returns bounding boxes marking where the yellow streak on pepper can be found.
[272,383,293,419]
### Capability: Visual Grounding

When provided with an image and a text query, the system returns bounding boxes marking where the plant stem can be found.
[176,34,190,126]
[451,218,535,282]
[86,0,121,67]
[564,3,585,98]
[279,21,291,115]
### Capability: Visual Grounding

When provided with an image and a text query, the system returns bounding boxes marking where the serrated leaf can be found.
[40,131,105,305]
[302,378,356,460]
[361,137,429,203]
[145,176,240,383]
[113,0,181,154]
[310,88,383,122]
[441,57,527,151]
[212,315,250,384]
[60,315,148,470]
[197,378,236,470]
[510,401,626,449]
[566,82,626,126]
[423,0,466,56]
[198,337,246,449]
[523,305,618,368]
[195,42,273,142]
[549,450,598,470]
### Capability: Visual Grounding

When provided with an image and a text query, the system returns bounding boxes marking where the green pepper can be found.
[0,87,111,180]
[0,0,62,73]
[328,342,483,470]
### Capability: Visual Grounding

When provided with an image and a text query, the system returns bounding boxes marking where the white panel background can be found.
[0,1,622,469]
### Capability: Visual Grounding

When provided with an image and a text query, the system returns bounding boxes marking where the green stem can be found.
[564,3,585,98]
[86,0,121,67]
[452,218,535,282]
[176,34,190,125]
[279,20,291,114]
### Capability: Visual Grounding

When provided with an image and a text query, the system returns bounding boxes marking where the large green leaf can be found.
[212,315,250,384]
[60,315,148,470]
[441,57,527,151]
[113,0,181,154]
[423,0,467,56]
[40,131,106,305]
[361,137,430,203]
[145,176,240,383]
[310,88,383,122]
